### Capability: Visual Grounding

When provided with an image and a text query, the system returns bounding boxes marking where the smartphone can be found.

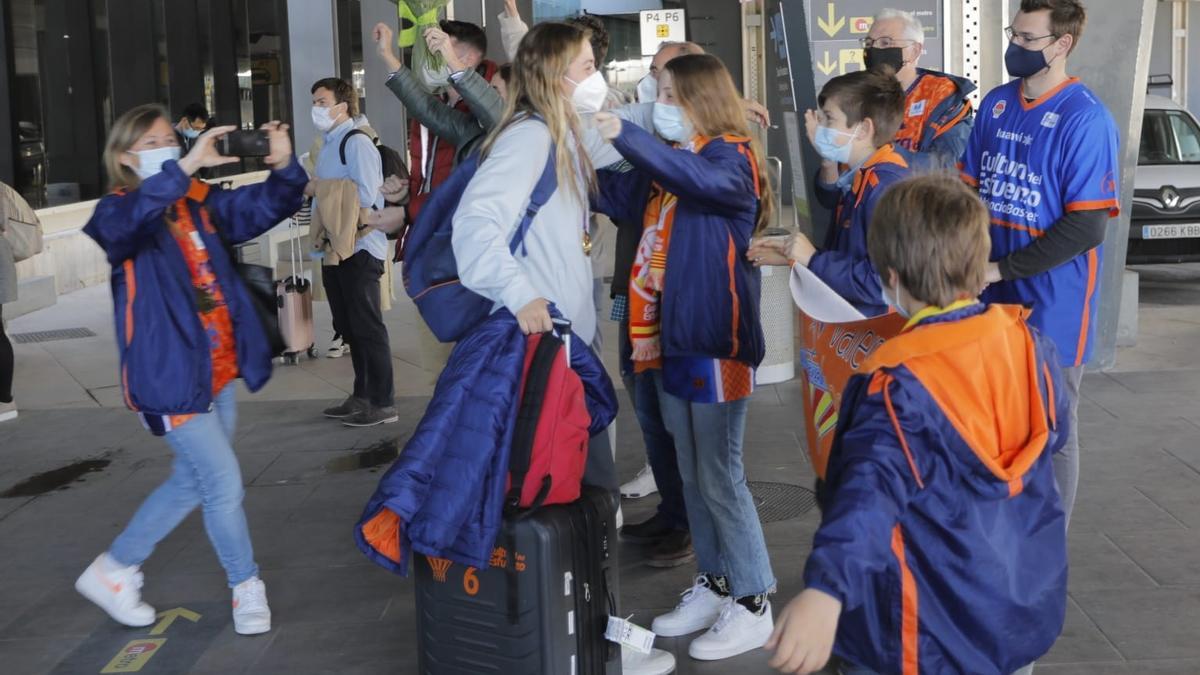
[217,130,270,157]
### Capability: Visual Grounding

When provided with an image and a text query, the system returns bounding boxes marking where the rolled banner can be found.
[789,264,906,479]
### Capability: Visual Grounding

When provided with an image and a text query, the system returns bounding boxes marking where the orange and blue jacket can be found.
[893,68,976,169]
[594,123,765,368]
[805,303,1069,674]
[83,159,307,432]
[811,144,912,316]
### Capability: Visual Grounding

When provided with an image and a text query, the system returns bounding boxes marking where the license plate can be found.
[1143,223,1200,239]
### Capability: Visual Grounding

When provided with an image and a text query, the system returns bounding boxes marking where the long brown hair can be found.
[665,54,774,233]
[104,104,170,191]
[481,22,595,206]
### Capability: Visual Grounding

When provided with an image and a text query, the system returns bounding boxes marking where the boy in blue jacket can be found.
[766,175,1070,675]
[751,67,910,316]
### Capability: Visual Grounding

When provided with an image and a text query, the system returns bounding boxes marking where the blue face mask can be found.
[1004,41,1050,79]
[653,103,693,144]
[813,124,860,165]
[181,126,201,140]
[880,278,910,318]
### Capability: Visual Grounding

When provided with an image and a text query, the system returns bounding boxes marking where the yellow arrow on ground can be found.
[817,51,838,76]
[149,607,201,635]
[817,2,846,37]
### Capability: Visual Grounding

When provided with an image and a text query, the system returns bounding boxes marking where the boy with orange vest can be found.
[766,175,1070,675]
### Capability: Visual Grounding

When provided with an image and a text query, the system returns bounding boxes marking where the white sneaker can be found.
[326,337,348,359]
[621,464,659,499]
[232,577,271,635]
[651,576,728,637]
[687,600,774,661]
[622,645,676,675]
[0,399,16,423]
[74,553,156,627]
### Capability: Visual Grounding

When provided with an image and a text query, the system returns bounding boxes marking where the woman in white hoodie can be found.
[450,24,676,675]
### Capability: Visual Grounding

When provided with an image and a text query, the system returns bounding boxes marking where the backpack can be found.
[401,133,556,343]
[506,321,590,512]
[340,128,408,195]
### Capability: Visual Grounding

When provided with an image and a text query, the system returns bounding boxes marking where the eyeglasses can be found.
[860,36,916,49]
[1005,26,1058,46]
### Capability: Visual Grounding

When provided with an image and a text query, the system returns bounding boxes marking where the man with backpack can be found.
[308,77,396,428]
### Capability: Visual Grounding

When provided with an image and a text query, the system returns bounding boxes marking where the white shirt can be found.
[453,118,597,343]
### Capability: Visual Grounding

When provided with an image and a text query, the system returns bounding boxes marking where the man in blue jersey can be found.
[960,0,1119,525]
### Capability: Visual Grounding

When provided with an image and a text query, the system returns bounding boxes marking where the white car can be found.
[1130,95,1200,264]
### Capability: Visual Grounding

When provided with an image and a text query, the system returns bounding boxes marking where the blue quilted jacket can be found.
[355,310,617,575]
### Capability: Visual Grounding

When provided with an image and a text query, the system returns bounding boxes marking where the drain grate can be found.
[748,481,817,523]
[12,327,97,344]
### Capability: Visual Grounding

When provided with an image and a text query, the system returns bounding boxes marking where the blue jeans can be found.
[109,384,259,587]
[632,369,688,530]
[619,319,687,530]
[656,373,775,597]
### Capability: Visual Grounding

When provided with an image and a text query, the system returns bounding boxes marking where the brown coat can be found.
[310,179,372,266]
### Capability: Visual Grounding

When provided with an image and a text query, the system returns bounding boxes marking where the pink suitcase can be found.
[277,219,316,364]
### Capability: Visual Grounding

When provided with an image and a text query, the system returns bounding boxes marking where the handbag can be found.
[208,206,286,356]
[0,183,43,262]
[232,253,286,357]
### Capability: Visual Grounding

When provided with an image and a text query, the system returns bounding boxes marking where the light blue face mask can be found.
[181,126,201,140]
[653,102,693,144]
[132,145,182,181]
[880,278,911,318]
[813,123,860,165]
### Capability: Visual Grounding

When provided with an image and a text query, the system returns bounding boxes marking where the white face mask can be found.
[637,74,658,104]
[130,146,182,181]
[567,71,609,114]
[311,105,341,132]
[652,102,693,144]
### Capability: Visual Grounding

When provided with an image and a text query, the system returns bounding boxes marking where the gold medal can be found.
[582,231,593,256]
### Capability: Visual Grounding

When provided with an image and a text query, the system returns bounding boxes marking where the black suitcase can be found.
[414,486,622,675]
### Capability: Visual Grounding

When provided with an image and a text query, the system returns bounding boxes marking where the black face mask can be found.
[863,47,905,73]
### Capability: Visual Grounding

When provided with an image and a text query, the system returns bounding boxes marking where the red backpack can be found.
[505,324,591,512]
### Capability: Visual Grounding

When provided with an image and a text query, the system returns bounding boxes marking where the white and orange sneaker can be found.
[232,576,271,635]
[74,553,156,627]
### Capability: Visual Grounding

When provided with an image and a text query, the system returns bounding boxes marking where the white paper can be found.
[788,264,866,323]
[606,616,656,654]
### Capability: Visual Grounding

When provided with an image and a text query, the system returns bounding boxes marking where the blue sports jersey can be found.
[960,78,1120,367]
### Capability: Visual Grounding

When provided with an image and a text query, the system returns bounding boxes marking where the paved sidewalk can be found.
[3,267,1200,673]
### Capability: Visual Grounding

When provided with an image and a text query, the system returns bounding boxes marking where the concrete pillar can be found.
[1063,0,1157,370]
[286,0,339,154]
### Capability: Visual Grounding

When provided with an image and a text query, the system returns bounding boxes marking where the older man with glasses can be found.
[861,8,977,169]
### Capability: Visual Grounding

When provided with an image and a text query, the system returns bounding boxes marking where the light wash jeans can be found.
[109,384,259,587]
[1056,365,1085,526]
[656,373,775,597]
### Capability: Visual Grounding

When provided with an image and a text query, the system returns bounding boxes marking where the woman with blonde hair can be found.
[452,21,614,486]
[450,22,677,675]
[593,53,776,662]
[76,104,306,635]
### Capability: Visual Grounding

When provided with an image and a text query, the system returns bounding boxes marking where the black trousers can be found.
[322,251,394,407]
[0,304,12,403]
